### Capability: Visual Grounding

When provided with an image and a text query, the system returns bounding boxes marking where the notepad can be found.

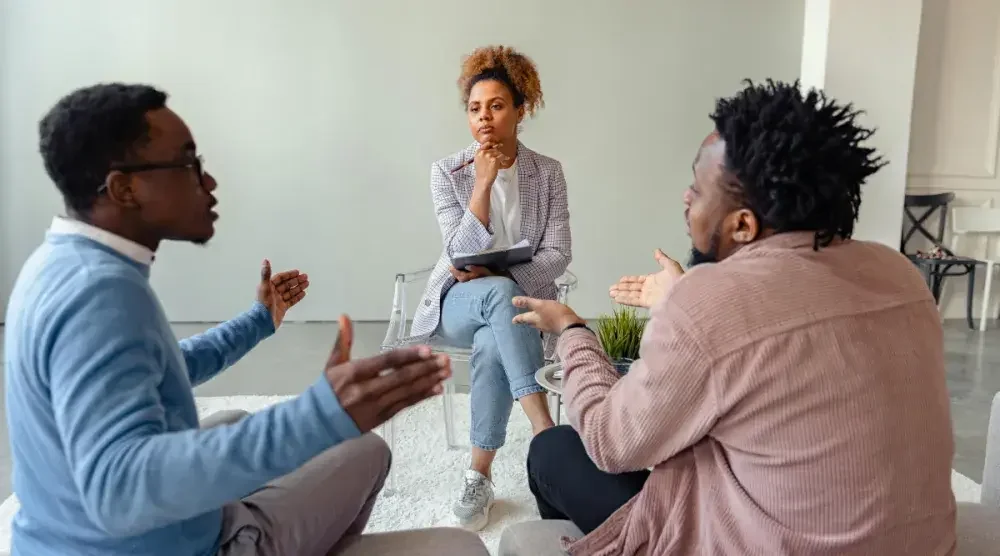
[452,240,533,273]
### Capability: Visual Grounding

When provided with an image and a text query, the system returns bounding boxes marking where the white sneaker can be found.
[453,469,494,531]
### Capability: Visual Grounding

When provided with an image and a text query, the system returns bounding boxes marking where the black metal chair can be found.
[901,192,986,329]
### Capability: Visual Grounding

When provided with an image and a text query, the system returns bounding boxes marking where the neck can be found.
[498,139,518,167]
[69,207,161,252]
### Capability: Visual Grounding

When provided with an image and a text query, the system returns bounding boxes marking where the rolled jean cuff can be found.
[512,383,546,399]
[471,437,505,451]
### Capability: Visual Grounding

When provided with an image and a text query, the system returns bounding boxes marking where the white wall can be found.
[907,0,1000,319]
[0,0,805,322]
[802,0,923,249]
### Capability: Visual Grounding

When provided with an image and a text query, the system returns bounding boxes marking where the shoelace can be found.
[460,477,487,505]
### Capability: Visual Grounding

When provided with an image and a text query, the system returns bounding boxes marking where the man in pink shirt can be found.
[505,79,958,555]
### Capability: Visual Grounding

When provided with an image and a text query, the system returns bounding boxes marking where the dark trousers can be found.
[526,425,649,534]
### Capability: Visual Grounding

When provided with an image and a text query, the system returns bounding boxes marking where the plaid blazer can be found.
[411,141,572,338]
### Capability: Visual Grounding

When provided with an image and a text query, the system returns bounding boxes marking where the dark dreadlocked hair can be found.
[709,79,887,249]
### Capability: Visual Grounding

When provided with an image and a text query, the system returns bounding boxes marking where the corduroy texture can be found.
[557,231,957,555]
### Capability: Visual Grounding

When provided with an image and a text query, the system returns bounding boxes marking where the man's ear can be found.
[104,171,140,209]
[517,105,525,123]
[731,208,760,245]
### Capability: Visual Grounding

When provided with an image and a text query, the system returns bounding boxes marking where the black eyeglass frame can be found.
[96,155,205,193]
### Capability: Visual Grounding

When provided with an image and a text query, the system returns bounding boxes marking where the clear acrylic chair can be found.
[378,267,578,491]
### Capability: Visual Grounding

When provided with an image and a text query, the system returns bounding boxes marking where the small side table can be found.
[536,362,564,425]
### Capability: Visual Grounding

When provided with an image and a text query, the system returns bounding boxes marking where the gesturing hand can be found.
[450,265,492,283]
[474,141,511,188]
[257,259,310,329]
[511,296,586,335]
[609,249,684,309]
[323,315,451,433]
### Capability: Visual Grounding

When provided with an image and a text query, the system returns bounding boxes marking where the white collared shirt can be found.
[48,216,155,265]
[489,161,521,249]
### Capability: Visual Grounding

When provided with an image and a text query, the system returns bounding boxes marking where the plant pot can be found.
[612,358,634,375]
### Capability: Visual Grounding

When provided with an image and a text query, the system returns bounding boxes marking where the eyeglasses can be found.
[97,155,205,193]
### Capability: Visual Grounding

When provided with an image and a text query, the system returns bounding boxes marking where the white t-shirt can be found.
[489,161,521,249]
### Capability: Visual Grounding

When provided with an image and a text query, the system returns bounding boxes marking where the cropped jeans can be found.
[437,276,545,451]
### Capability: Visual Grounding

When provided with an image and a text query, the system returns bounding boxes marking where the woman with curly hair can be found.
[410,45,571,530]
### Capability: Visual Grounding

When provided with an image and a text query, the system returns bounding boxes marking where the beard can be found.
[688,228,721,268]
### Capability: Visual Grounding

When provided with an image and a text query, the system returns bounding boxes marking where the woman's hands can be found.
[474,141,511,190]
[450,265,493,283]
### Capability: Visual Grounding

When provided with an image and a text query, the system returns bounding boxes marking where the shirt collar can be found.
[49,216,155,265]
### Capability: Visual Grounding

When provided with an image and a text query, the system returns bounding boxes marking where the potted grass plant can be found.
[595,305,647,375]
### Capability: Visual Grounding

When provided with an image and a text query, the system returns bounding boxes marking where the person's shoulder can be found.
[29,239,154,315]
[433,143,478,174]
[519,144,563,174]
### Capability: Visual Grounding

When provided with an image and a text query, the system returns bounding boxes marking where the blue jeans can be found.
[437,276,545,451]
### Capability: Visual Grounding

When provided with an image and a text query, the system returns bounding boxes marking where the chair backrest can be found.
[902,192,957,253]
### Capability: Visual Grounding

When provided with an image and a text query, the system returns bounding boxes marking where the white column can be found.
[799,0,924,249]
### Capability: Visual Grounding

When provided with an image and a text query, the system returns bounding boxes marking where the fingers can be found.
[260,259,272,283]
[327,315,354,367]
[273,271,309,303]
[466,265,491,277]
[286,290,306,306]
[374,354,451,411]
[271,269,300,285]
[450,266,471,282]
[364,354,450,399]
[345,346,434,379]
[609,277,645,294]
[511,296,541,311]
[511,311,540,327]
[654,249,682,270]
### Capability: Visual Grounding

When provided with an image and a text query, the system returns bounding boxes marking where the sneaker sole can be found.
[458,499,494,532]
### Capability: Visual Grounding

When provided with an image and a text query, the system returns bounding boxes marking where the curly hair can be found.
[38,82,168,213]
[458,45,544,116]
[709,79,886,249]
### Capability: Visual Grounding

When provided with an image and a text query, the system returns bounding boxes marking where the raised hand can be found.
[256,259,310,329]
[474,141,510,188]
[323,316,452,433]
[609,249,685,309]
[511,296,586,335]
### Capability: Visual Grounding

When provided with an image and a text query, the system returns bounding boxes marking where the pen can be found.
[450,159,474,174]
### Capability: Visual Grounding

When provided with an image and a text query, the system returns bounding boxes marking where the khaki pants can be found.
[201,410,488,556]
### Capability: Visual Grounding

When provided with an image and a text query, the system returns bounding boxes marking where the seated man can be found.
[4,83,487,556]
[505,79,957,555]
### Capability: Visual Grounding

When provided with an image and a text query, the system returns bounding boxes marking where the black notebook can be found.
[452,240,533,273]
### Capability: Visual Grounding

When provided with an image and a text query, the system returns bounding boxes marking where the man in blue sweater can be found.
[4,83,488,555]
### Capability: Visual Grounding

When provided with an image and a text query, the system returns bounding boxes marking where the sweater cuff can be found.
[307,374,362,443]
[248,301,276,337]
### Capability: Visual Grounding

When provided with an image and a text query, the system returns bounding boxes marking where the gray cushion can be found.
[956,502,1000,555]
[499,520,584,556]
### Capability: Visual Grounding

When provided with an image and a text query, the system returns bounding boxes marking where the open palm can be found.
[256,259,310,329]
[609,249,685,309]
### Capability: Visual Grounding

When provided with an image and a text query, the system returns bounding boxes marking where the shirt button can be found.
[424,299,431,306]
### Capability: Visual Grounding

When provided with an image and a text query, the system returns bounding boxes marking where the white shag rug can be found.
[0,394,985,556]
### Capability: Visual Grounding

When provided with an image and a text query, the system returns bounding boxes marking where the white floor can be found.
[0,393,984,556]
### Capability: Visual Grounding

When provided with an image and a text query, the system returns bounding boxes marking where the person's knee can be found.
[481,276,524,304]
[352,432,392,476]
[528,425,581,476]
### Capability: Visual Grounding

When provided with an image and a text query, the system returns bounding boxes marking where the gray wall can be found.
[0,0,805,322]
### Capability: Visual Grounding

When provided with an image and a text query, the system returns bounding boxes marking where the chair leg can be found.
[383,416,396,493]
[556,394,562,425]
[966,267,977,330]
[981,262,994,332]
[443,379,458,450]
